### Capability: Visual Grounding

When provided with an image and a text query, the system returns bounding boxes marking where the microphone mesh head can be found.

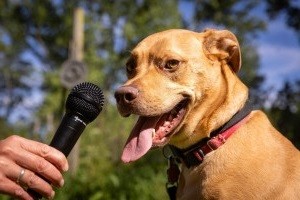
[66,82,105,123]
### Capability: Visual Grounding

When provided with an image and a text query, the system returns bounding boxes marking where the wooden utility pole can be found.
[71,8,84,61]
[65,7,85,175]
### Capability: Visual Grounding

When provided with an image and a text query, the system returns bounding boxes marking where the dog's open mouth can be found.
[121,99,188,163]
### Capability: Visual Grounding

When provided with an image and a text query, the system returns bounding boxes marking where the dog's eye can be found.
[164,59,180,71]
[126,58,137,75]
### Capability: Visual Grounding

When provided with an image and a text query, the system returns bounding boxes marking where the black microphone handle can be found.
[50,112,87,156]
[28,112,87,199]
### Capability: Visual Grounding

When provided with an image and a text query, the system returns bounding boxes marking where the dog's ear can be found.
[202,29,241,73]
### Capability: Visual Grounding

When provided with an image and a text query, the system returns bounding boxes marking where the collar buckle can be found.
[168,101,253,168]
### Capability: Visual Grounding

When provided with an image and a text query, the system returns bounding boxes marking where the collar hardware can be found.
[169,101,253,168]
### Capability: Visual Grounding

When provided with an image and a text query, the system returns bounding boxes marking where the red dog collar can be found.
[169,102,253,168]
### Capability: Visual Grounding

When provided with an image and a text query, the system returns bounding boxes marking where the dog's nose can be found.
[114,86,139,104]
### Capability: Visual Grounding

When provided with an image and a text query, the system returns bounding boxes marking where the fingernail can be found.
[63,163,69,172]
[49,191,55,199]
[59,179,65,187]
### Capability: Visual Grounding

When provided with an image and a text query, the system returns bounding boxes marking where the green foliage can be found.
[0,118,14,139]
[0,0,73,121]
[55,151,167,200]
[267,81,300,148]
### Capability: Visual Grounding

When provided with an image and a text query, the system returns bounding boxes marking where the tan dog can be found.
[114,29,300,199]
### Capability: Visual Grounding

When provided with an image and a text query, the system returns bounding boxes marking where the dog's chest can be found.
[176,152,240,200]
[176,164,219,200]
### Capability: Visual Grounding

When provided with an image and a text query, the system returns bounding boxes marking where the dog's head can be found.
[115,29,244,163]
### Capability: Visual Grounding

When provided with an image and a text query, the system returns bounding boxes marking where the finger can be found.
[20,169,55,199]
[14,151,64,188]
[6,165,55,199]
[18,137,69,172]
[0,176,33,200]
[0,136,65,188]
[1,135,68,172]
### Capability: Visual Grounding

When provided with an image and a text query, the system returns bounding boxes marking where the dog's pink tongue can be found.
[121,116,159,163]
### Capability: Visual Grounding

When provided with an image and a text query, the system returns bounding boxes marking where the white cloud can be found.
[258,44,300,75]
[256,18,300,90]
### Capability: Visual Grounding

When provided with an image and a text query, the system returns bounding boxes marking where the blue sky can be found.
[257,16,300,90]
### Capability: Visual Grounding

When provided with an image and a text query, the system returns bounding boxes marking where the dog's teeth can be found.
[164,121,170,127]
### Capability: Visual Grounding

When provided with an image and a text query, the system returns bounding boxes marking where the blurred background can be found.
[0,0,299,199]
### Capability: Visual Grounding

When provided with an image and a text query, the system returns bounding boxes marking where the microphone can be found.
[28,82,105,199]
[49,82,104,156]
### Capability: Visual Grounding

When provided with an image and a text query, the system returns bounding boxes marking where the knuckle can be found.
[14,187,25,198]
[36,159,49,173]
[0,143,14,157]
[0,159,8,168]
[27,172,39,188]
[40,145,51,157]
[6,135,22,148]
[7,135,21,143]
[0,136,21,156]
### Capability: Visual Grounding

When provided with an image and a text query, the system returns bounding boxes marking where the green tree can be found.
[0,0,40,123]
[268,81,300,148]
[261,0,300,148]
[0,0,74,124]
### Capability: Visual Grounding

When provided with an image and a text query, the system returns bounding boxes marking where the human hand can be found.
[0,135,69,200]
